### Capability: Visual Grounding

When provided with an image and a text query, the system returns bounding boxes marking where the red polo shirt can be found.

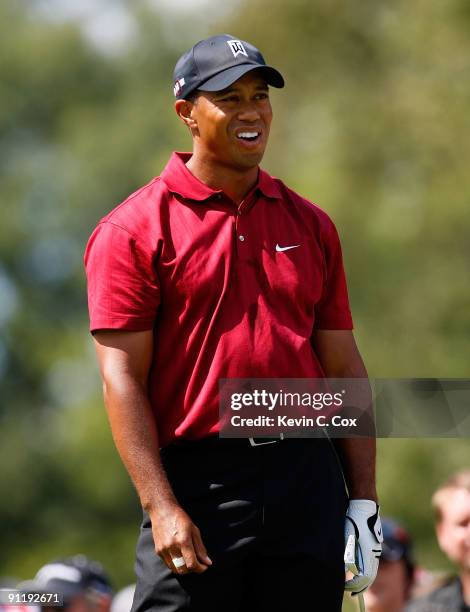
[84,152,353,447]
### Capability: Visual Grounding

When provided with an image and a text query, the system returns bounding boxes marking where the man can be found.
[18,555,113,612]
[84,34,382,611]
[363,518,415,612]
[406,470,470,611]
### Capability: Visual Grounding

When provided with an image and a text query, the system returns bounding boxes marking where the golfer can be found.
[85,34,382,611]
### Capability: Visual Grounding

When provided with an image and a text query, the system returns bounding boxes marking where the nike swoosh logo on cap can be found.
[276,244,300,252]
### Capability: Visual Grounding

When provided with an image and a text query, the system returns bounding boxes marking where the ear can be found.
[175,99,198,131]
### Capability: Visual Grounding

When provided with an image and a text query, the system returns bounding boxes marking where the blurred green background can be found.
[1,0,469,608]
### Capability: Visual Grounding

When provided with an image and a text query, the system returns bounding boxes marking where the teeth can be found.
[237,132,259,139]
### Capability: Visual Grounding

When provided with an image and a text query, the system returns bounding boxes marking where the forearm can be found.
[102,375,178,513]
[331,370,377,501]
[333,437,377,501]
[332,370,377,501]
[334,367,377,501]
[313,331,378,502]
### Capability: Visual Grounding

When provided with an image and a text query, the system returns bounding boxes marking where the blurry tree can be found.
[0,0,191,582]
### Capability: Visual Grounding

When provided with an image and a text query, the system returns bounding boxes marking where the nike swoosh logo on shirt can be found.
[275,244,300,252]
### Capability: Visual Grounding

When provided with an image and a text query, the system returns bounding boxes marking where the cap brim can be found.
[198,64,284,93]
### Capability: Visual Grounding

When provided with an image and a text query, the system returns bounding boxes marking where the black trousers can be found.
[131,437,348,612]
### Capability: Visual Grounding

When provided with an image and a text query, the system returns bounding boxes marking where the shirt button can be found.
[239,235,245,242]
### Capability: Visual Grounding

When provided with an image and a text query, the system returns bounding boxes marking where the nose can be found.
[237,100,260,122]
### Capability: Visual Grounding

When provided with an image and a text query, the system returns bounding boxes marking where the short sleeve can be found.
[314,220,353,330]
[84,222,160,333]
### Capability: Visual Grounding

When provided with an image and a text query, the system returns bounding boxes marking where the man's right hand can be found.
[150,503,213,574]
[92,330,212,575]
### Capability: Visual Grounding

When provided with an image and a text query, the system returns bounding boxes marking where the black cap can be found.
[18,555,113,607]
[173,34,284,100]
[381,518,414,564]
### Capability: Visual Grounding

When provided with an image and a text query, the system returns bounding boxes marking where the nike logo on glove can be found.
[276,243,300,252]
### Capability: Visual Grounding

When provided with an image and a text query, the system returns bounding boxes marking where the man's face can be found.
[363,560,410,612]
[436,488,470,571]
[188,70,273,170]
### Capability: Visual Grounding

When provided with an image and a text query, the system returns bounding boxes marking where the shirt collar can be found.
[160,152,282,201]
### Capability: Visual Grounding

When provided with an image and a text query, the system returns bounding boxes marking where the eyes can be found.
[218,92,269,104]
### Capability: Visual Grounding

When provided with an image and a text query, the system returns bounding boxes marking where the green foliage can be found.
[0,0,469,600]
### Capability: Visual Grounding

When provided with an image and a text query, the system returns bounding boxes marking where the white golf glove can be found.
[344,499,383,596]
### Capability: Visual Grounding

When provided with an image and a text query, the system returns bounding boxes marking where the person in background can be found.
[406,469,470,612]
[363,518,415,612]
[18,555,113,612]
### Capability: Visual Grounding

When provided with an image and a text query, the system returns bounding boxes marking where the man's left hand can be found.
[344,499,383,595]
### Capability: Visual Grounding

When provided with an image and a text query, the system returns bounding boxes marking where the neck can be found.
[186,152,259,205]
[461,569,470,605]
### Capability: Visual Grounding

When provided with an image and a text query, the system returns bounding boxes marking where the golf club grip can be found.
[358,592,366,612]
